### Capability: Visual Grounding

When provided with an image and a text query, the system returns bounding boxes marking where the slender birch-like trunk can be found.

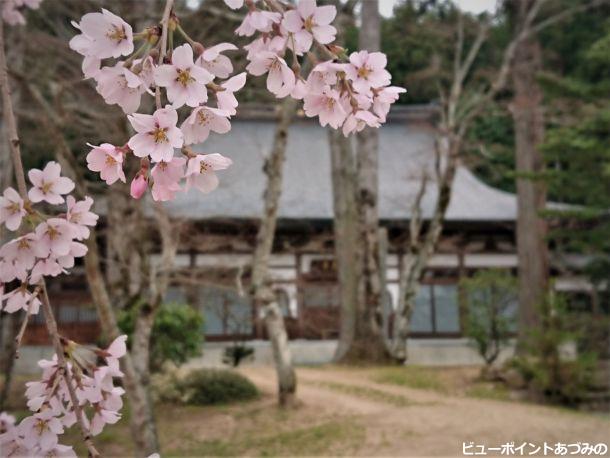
[250,98,298,406]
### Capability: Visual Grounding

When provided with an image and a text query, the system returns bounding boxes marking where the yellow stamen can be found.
[41,182,53,194]
[176,69,193,87]
[304,16,315,32]
[152,127,168,143]
[199,162,210,174]
[107,25,126,42]
[357,66,371,79]
[197,110,209,126]
[105,154,117,166]
[34,419,48,435]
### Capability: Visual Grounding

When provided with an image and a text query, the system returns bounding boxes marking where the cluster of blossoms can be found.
[69,8,239,202]
[0,162,97,315]
[228,0,405,135]
[69,0,404,202]
[0,336,127,457]
[1,0,41,25]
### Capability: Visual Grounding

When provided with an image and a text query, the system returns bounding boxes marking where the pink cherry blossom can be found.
[90,409,120,436]
[0,233,38,281]
[154,44,213,108]
[196,43,238,79]
[150,157,185,202]
[223,0,244,9]
[244,35,284,61]
[236,10,281,37]
[305,60,343,93]
[185,153,232,193]
[3,287,41,314]
[216,72,246,115]
[283,0,337,51]
[28,162,75,205]
[106,335,127,359]
[342,110,381,136]
[373,86,407,122]
[66,196,98,240]
[127,106,184,163]
[56,241,88,270]
[19,409,64,451]
[31,258,63,283]
[303,88,347,128]
[0,187,26,231]
[95,64,146,114]
[345,51,391,93]
[86,143,126,185]
[181,106,231,145]
[34,218,75,258]
[0,412,15,433]
[130,174,148,200]
[247,52,295,98]
[70,9,133,59]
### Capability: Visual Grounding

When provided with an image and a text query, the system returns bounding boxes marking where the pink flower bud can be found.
[130,174,147,200]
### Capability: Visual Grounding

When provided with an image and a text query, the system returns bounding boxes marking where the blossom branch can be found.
[0,13,100,458]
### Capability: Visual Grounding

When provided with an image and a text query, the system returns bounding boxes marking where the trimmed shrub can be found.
[179,369,259,405]
[118,302,204,372]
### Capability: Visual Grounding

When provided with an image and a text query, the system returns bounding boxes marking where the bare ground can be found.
[55,365,610,456]
[238,366,610,457]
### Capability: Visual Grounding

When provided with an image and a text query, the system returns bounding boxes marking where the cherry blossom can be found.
[345,51,391,94]
[216,72,247,115]
[0,233,38,281]
[151,157,186,202]
[373,86,407,122]
[1,0,42,26]
[342,110,381,137]
[247,52,295,98]
[127,106,183,162]
[66,196,99,240]
[28,162,75,205]
[34,218,76,258]
[185,153,233,193]
[0,187,26,231]
[70,9,133,59]
[95,64,147,114]
[154,44,213,108]
[303,88,347,129]
[283,0,337,51]
[223,0,244,9]
[86,143,126,185]
[181,106,231,145]
[196,43,238,79]
[2,287,41,314]
[236,10,281,37]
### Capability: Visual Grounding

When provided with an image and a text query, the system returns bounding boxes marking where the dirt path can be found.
[241,366,610,457]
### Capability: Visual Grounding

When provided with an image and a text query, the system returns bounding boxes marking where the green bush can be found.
[118,302,204,372]
[508,292,597,406]
[177,369,259,406]
[461,269,517,366]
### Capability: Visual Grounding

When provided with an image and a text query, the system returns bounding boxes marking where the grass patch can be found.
[313,380,412,406]
[372,366,448,393]
[166,420,364,457]
[465,383,511,401]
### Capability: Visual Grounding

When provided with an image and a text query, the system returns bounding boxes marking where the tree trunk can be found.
[341,0,390,362]
[250,98,298,406]
[510,0,548,353]
[329,130,360,360]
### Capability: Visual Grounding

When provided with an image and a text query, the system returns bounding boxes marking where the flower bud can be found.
[192,42,205,57]
[130,174,148,200]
